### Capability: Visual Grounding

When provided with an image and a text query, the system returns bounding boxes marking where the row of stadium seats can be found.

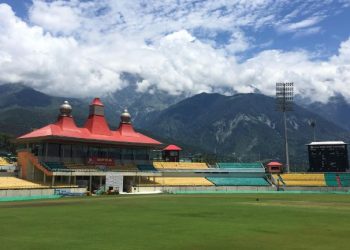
[43,162,67,171]
[153,162,208,169]
[324,173,339,187]
[149,173,349,187]
[272,173,350,187]
[272,174,326,186]
[0,177,45,189]
[43,161,139,172]
[0,157,11,166]
[137,164,157,171]
[138,177,270,186]
[64,162,93,170]
[216,162,264,169]
[152,177,214,186]
[207,177,270,186]
[64,162,106,171]
[324,173,350,187]
[42,161,266,172]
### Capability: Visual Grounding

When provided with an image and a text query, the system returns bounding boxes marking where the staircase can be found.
[336,175,342,187]
[17,151,53,178]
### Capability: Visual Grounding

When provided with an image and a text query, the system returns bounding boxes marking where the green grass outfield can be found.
[1,193,350,250]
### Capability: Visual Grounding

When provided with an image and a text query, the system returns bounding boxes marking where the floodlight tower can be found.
[276,82,294,173]
[309,119,316,141]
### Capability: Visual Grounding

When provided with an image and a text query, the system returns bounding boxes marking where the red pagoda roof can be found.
[17,99,162,146]
[84,114,112,136]
[267,161,283,166]
[91,97,104,106]
[163,144,182,151]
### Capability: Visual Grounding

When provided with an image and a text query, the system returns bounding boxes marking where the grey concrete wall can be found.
[131,186,162,193]
[0,189,54,197]
[0,187,87,197]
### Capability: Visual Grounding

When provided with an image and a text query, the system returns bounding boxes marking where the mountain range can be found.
[0,79,183,135]
[1,82,350,170]
[141,93,350,169]
[304,95,350,132]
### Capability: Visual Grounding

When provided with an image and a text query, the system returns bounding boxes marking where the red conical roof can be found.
[17,98,162,146]
[91,97,104,106]
[163,144,182,151]
[267,161,283,166]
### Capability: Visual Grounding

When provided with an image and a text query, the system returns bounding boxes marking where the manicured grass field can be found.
[1,193,350,250]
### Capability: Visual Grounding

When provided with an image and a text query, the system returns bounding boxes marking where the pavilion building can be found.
[16,98,162,191]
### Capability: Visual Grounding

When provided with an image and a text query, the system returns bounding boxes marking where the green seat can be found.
[325,173,340,187]
[324,173,350,187]
[44,162,66,171]
[137,165,157,171]
[207,177,270,186]
[217,162,264,169]
[339,173,350,187]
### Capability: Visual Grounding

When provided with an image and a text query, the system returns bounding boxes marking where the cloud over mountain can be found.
[0,0,349,103]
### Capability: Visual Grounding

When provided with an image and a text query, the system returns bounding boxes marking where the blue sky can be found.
[1,0,28,17]
[0,0,350,102]
[6,0,349,58]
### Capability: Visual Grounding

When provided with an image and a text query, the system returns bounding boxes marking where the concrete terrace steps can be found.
[0,177,47,189]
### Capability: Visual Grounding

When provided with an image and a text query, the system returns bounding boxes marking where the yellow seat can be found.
[276,173,326,186]
[153,162,208,169]
[0,177,46,189]
[153,177,213,186]
[0,157,11,166]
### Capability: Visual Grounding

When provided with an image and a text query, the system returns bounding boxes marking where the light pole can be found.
[309,119,316,141]
[276,82,294,173]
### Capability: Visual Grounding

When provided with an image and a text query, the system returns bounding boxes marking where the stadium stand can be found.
[217,162,264,169]
[65,162,89,169]
[339,173,350,187]
[43,162,67,171]
[0,177,45,189]
[207,177,270,186]
[137,164,157,171]
[153,162,208,169]
[153,177,213,186]
[0,157,11,166]
[324,173,350,187]
[273,174,285,186]
[63,162,101,171]
[273,173,326,187]
[207,162,269,186]
[324,173,339,187]
[115,163,138,171]
[43,161,139,172]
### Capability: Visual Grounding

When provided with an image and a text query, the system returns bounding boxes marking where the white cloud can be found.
[225,31,251,54]
[0,1,349,103]
[29,0,82,35]
[278,16,324,33]
[238,40,350,102]
[0,3,121,97]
